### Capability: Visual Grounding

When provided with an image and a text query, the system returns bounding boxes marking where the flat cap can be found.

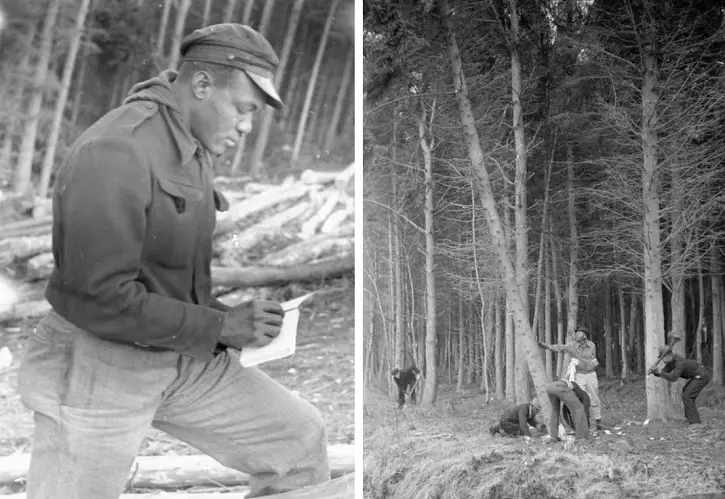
[181,23,284,109]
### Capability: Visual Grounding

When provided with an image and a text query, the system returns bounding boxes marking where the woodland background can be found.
[363,0,725,421]
[0,0,355,206]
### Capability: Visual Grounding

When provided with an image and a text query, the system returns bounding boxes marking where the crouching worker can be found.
[489,398,543,437]
[651,346,710,425]
[391,366,421,408]
[546,379,591,442]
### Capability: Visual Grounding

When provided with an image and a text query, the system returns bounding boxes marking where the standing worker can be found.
[539,326,603,430]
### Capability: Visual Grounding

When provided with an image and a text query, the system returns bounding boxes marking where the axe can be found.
[647,331,682,375]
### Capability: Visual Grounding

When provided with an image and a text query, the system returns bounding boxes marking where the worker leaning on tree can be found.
[538,326,603,431]
[651,345,710,425]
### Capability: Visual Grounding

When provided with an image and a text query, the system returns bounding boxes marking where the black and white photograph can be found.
[363,1,725,498]
[0,0,356,497]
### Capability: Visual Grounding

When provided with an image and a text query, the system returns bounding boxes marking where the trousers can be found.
[546,381,589,441]
[682,375,709,424]
[574,370,601,422]
[16,310,330,499]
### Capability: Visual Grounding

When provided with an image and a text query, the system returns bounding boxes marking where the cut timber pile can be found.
[0,165,355,323]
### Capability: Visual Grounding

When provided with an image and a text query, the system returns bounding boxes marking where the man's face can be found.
[190,70,266,155]
[575,331,587,345]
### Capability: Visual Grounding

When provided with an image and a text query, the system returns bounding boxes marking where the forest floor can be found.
[363,377,725,499]
[0,280,354,495]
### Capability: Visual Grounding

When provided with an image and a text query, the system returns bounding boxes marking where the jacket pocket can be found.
[145,177,203,268]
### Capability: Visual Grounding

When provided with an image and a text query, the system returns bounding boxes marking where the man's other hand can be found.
[220,300,285,349]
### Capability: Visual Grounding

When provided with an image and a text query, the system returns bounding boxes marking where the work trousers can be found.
[574,370,601,422]
[546,381,589,441]
[682,375,710,424]
[16,310,330,499]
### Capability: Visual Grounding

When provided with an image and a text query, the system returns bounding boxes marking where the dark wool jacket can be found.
[659,355,707,381]
[45,71,231,361]
[502,403,540,436]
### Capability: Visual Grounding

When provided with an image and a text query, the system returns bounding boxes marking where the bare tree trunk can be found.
[604,280,613,378]
[228,0,275,176]
[156,0,172,60]
[550,226,565,379]
[504,206,516,402]
[482,298,493,398]
[290,0,340,164]
[38,0,93,199]
[386,213,397,371]
[696,256,705,363]
[167,0,193,70]
[0,24,37,171]
[495,292,505,398]
[419,100,438,407]
[619,287,629,384]
[566,145,579,336]
[641,41,669,422]
[70,26,91,127]
[242,0,255,24]
[224,0,238,23]
[711,246,723,385]
[472,184,491,398]
[13,0,61,194]
[393,199,404,370]
[669,163,686,412]
[545,241,553,378]
[322,51,352,154]
[509,0,531,404]
[457,295,465,392]
[249,0,304,174]
[202,0,214,26]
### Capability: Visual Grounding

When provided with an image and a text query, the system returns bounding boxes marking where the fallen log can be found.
[0,445,354,489]
[0,216,52,239]
[214,184,313,238]
[211,254,354,288]
[2,473,354,499]
[0,234,52,265]
[261,235,354,267]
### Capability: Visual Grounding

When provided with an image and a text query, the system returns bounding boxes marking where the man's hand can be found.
[650,369,661,377]
[220,300,285,350]
[538,341,549,350]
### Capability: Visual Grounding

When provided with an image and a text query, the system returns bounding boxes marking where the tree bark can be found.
[619,287,629,383]
[13,0,61,195]
[167,0,193,70]
[438,0,551,416]
[696,257,705,363]
[605,280,613,377]
[224,0,238,23]
[38,0,93,199]
[249,0,305,174]
[202,0,214,26]
[549,225,565,379]
[495,292,505,398]
[323,50,353,154]
[290,0,340,164]
[711,246,723,385]
[457,287,465,392]
[419,99,438,407]
[642,42,669,422]
[155,0,173,60]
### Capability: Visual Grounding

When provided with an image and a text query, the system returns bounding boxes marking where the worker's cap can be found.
[180,23,284,109]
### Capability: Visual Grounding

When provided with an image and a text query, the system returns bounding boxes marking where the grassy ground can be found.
[363,377,725,499]
[0,280,354,494]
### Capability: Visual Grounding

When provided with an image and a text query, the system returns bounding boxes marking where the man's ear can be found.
[191,71,214,100]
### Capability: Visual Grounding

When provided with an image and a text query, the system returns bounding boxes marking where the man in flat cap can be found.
[17,24,330,499]
[651,345,710,425]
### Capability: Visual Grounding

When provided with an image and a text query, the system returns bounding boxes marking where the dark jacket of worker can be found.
[44,74,231,362]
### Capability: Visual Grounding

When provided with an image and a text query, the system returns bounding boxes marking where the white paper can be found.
[239,293,315,367]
